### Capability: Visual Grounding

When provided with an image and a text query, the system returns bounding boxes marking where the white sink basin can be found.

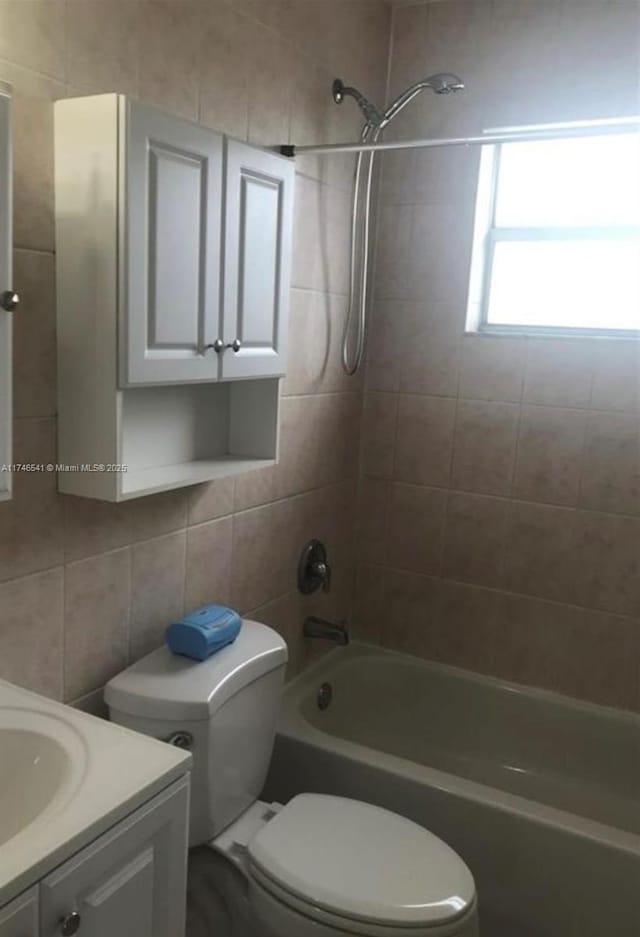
[0,680,190,908]
[0,707,88,847]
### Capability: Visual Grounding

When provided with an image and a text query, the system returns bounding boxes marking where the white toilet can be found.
[105,621,479,937]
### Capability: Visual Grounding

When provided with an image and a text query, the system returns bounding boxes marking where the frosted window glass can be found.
[487,240,640,331]
[495,134,640,228]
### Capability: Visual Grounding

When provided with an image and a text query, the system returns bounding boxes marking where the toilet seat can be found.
[247,794,476,934]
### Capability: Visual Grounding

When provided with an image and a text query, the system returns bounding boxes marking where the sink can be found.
[0,707,88,847]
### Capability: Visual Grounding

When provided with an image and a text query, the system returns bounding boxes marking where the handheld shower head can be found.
[426,73,465,95]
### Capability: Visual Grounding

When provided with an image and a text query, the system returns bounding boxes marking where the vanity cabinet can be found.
[1,778,188,937]
[54,95,294,501]
[0,887,38,937]
[0,82,13,502]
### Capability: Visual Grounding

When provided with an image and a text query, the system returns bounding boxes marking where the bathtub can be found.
[264,642,640,937]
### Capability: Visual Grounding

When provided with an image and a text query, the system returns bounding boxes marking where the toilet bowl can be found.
[105,621,479,937]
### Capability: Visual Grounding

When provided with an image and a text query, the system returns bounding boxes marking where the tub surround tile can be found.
[64,548,131,702]
[0,0,66,80]
[459,336,526,403]
[513,406,587,507]
[443,492,508,588]
[198,0,249,139]
[398,303,461,398]
[590,341,640,413]
[356,477,389,566]
[138,0,200,120]
[65,0,140,96]
[187,477,235,527]
[386,483,448,576]
[501,501,576,604]
[451,400,519,497]
[395,395,456,488]
[579,411,640,516]
[360,393,399,480]
[523,340,594,408]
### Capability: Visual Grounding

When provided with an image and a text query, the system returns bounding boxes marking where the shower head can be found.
[380,73,465,127]
[332,78,384,128]
[425,73,465,95]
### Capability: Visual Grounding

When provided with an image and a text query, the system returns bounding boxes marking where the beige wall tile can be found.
[395,394,456,487]
[233,464,278,513]
[187,477,235,527]
[231,500,294,612]
[0,568,63,698]
[360,392,397,479]
[130,530,186,660]
[0,419,64,582]
[524,339,594,408]
[435,580,499,675]
[513,406,587,507]
[352,563,385,645]
[246,19,292,145]
[185,516,233,610]
[386,482,448,576]
[494,593,639,710]
[0,1,66,79]
[459,337,525,403]
[502,501,576,604]
[590,341,640,413]
[65,0,140,96]
[443,492,508,588]
[571,510,640,618]
[64,496,132,564]
[382,567,441,656]
[451,400,519,496]
[356,476,389,566]
[399,302,461,398]
[138,0,200,119]
[249,589,305,678]
[64,548,131,700]
[198,0,249,139]
[13,90,57,251]
[579,411,640,516]
[13,249,56,418]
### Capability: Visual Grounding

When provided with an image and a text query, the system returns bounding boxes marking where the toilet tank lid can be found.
[104,620,288,721]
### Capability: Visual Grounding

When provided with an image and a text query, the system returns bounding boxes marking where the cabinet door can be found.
[0,888,38,937]
[40,778,189,937]
[222,141,294,380]
[121,100,223,386]
[0,84,12,501]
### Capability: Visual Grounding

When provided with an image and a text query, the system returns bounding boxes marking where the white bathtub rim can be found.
[280,644,640,858]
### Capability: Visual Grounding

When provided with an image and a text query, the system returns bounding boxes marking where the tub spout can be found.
[303,616,349,645]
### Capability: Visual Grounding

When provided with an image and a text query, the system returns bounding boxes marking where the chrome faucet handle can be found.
[310,559,331,592]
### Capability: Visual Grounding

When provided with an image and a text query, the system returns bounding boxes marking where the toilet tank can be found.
[105,620,288,846]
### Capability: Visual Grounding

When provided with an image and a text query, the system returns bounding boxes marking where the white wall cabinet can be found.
[222,141,293,380]
[0,82,13,502]
[54,95,294,501]
[123,100,223,386]
[1,779,189,937]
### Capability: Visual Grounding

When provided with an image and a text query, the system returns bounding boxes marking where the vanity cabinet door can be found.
[221,140,294,380]
[39,778,189,937]
[121,100,224,386]
[0,887,38,937]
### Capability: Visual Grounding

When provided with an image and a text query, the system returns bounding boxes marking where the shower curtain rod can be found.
[280,116,640,158]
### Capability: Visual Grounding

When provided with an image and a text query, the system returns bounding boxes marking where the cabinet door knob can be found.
[205,339,225,354]
[228,339,242,353]
[60,911,81,936]
[0,290,19,311]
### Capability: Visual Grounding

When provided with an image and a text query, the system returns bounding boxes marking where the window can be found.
[467,121,640,336]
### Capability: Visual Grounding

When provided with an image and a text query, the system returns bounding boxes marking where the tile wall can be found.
[355,0,640,711]
[0,0,391,710]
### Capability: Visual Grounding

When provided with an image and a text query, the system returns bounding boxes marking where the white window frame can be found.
[466,121,640,339]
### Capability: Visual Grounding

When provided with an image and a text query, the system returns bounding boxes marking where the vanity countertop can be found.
[0,679,191,906]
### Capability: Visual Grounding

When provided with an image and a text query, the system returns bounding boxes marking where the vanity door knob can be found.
[228,339,242,353]
[60,911,81,936]
[0,290,19,311]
